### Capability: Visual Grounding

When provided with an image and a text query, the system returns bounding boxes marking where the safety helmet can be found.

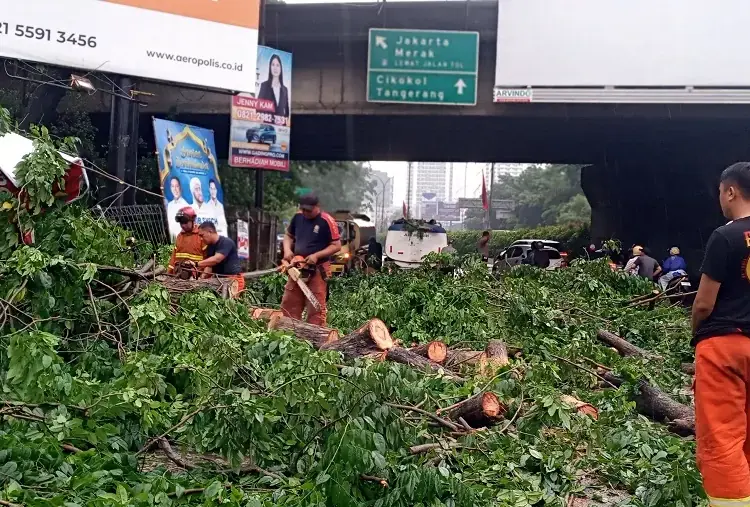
[632,245,643,256]
[175,206,197,224]
[670,246,680,256]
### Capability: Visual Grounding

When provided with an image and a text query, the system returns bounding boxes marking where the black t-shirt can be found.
[694,216,750,344]
[207,236,241,275]
[287,212,340,262]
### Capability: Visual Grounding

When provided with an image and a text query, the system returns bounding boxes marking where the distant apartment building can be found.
[412,162,447,219]
[493,163,527,180]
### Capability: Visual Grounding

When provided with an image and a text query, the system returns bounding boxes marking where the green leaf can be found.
[203,481,222,499]
[529,449,543,460]
[42,355,52,368]
[174,484,185,498]
[438,466,450,478]
[372,451,386,469]
[373,433,386,454]
[315,473,330,485]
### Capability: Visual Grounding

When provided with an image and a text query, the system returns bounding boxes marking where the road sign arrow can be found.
[454,79,467,95]
[375,36,388,49]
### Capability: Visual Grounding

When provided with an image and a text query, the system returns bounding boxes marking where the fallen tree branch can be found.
[385,347,465,381]
[158,438,194,470]
[596,330,659,359]
[409,441,461,455]
[445,392,504,428]
[602,372,694,435]
[360,474,389,488]
[320,319,393,359]
[385,403,460,432]
[267,314,339,347]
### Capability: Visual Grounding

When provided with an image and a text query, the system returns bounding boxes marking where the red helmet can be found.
[175,206,197,223]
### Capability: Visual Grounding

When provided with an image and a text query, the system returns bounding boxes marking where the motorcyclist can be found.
[167,207,206,279]
[523,241,550,268]
[658,246,688,290]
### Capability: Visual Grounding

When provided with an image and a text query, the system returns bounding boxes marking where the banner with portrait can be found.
[229,45,292,171]
[237,219,250,259]
[153,118,228,240]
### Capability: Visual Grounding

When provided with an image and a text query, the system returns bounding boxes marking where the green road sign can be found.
[367,28,479,106]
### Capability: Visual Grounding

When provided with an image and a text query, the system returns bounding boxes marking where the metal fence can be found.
[98,204,282,271]
[96,204,170,245]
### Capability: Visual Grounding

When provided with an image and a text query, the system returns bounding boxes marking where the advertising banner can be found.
[0,0,259,93]
[237,220,250,259]
[229,46,292,171]
[153,118,228,240]
[436,202,460,222]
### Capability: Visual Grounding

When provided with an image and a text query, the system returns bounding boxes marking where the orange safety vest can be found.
[168,226,207,273]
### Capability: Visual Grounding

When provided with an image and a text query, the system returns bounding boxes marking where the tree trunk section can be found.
[445,392,504,428]
[603,372,694,435]
[410,341,448,363]
[154,276,237,299]
[319,319,393,358]
[445,350,487,369]
[596,330,654,358]
[484,339,510,367]
[560,395,599,420]
[250,307,284,321]
[267,314,339,347]
[385,347,463,381]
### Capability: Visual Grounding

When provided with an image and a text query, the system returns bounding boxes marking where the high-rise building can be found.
[366,170,394,224]
[413,162,447,218]
[493,163,528,180]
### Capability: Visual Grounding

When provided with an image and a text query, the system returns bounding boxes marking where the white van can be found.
[385,220,448,268]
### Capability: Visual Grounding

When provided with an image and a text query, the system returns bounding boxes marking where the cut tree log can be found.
[250,307,284,321]
[386,347,464,381]
[267,314,339,347]
[445,392,505,428]
[319,319,393,359]
[484,339,510,367]
[681,363,695,375]
[154,275,238,299]
[410,341,448,363]
[445,350,487,368]
[596,330,659,358]
[560,395,599,420]
[602,372,694,435]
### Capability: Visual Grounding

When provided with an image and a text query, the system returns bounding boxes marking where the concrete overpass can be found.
[56,2,750,266]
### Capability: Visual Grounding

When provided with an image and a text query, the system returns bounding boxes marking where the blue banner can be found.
[153,118,228,240]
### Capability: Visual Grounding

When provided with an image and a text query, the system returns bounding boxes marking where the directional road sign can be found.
[367,28,479,106]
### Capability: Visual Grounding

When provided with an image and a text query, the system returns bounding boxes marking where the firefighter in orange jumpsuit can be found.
[693,162,750,506]
[280,193,341,326]
[167,207,206,278]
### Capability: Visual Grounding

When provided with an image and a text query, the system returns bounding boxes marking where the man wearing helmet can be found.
[167,207,207,279]
[658,246,688,290]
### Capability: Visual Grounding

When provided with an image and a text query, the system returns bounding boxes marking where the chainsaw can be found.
[279,256,322,312]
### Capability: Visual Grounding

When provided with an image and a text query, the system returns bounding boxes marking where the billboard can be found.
[0,0,259,93]
[153,118,227,240]
[229,46,292,171]
[436,202,460,222]
[494,0,750,103]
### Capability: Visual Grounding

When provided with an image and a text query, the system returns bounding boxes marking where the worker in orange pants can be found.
[280,193,341,327]
[692,162,750,505]
[280,264,329,326]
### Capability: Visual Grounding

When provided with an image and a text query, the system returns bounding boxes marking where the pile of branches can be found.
[0,109,704,507]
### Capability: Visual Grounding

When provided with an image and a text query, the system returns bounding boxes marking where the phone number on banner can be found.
[0,22,97,47]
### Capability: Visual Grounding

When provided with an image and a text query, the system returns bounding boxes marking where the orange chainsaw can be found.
[280,256,322,312]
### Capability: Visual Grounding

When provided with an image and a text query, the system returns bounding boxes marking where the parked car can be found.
[493,243,564,271]
[246,125,276,145]
[505,239,568,267]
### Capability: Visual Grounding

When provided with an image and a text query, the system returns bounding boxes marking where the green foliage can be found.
[492,164,589,228]
[448,222,590,258]
[0,106,703,506]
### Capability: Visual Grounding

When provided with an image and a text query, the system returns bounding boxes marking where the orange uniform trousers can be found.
[280,269,328,326]
[696,334,750,506]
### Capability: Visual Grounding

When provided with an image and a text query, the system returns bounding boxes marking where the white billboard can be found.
[495,0,750,103]
[0,0,260,93]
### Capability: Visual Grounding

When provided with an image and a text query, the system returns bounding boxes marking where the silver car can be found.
[494,243,563,271]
